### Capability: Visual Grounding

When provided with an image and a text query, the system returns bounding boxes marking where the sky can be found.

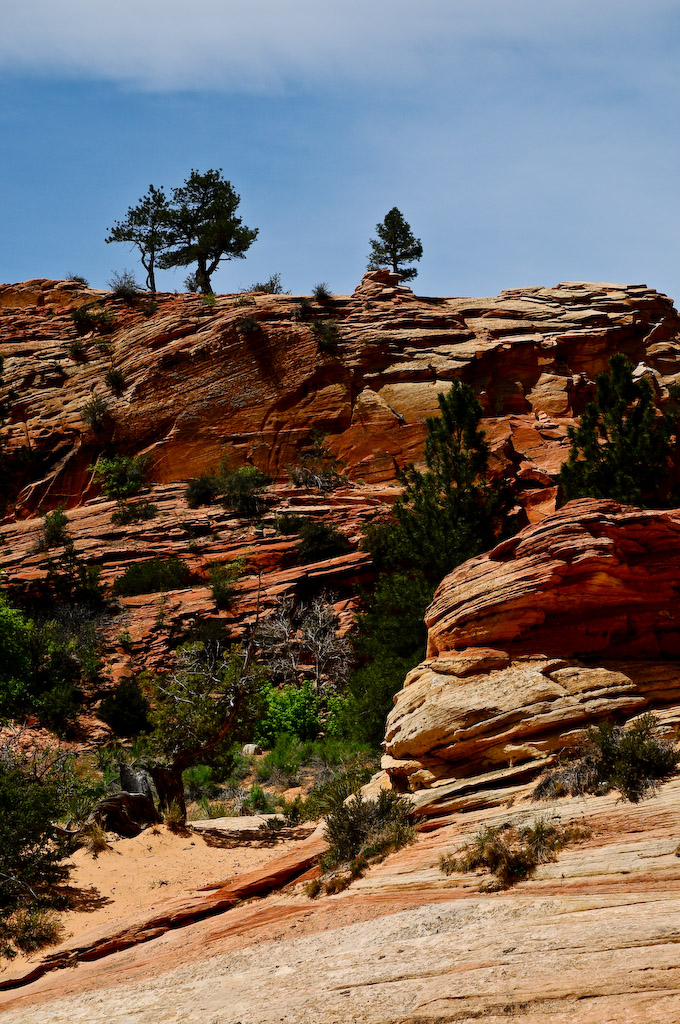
[1,0,679,301]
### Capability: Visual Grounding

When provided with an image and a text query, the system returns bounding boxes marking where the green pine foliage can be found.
[367,207,422,281]
[112,557,191,597]
[90,454,150,499]
[560,354,676,507]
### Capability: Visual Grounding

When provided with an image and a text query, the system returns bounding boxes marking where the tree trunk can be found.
[89,792,160,838]
[196,262,213,294]
[147,765,186,819]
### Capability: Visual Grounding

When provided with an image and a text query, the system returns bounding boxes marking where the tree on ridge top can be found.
[367,207,423,282]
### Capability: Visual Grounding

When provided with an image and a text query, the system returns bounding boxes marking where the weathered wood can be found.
[89,792,160,838]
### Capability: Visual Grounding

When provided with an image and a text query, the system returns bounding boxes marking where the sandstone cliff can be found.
[383,499,680,815]
[1,273,678,519]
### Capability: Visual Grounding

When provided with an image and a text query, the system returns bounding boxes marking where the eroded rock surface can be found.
[384,500,680,814]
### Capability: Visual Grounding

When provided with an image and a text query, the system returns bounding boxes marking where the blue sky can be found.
[1,0,679,300]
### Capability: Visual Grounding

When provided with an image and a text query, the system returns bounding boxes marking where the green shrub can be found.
[185,470,221,508]
[68,337,87,361]
[222,465,270,516]
[310,318,341,354]
[91,454,150,498]
[533,714,679,803]
[322,789,414,871]
[81,395,110,434]
[274,512,305,535]
[295,297,314,321]
[104,367,126,395]
[237,314,261,338]
[183,764,220,802]
[71,303,117,336]
[108,270,141,303]
[439,818,591,890]
[247,273,288,294]
[208,559,243,610]
[141,299,158,317]
[256,682,322,747]
[98,677,150,737]
[245,784,276,813]
[110,499,158,525]
[295,520,351,562]
[112,557,191,597]
[7,907,63,955]
[66,273,89,286]
[312,282,332,302]
[41,507,69,548]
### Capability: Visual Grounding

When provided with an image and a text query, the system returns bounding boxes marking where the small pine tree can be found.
[367,207,423,282]
[560,354,675,507]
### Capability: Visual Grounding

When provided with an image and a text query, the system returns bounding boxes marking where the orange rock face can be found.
[1,273,678,519]
[383,500,680,815]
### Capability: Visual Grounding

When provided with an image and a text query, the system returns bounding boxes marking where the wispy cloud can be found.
[1,0,677,92]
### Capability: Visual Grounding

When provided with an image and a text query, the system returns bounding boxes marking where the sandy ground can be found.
[0,815,314,982]
[2,783,680,1023]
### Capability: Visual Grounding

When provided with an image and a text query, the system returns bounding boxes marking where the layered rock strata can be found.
[1,274,678,519]
[383,499,680,814]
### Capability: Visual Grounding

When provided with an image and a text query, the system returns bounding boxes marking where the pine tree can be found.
[560,354,675,507]
[105,184,170,293]
[158,169,258,294]
[367,207,423,282]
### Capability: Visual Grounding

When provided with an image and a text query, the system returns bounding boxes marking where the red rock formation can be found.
[383,500,680,815]
[1,274,678,519]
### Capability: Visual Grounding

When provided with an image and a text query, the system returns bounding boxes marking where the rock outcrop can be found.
[1,274,679,519]
[383,499,680,814]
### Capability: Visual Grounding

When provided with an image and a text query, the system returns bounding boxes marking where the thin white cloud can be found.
[1,0,677,92]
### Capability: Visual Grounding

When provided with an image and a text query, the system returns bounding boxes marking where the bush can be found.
[295,297,314,321]
[183,764,220,802]
[237,314,261,338]
[247,273,288,294]
[98,677,150,737]
[322,789,414,871]
[66,273,89,286]
[288,432,347,492]
[41,507,69,548]
[6,907,63,955]
[312,282,332,302]
[256,682,322,747]
[108,270,141,303]
[104,367,126,395]
[296,520,351,562]
[81,395,111,434]
[91,454,150,499]
[71,303,117,336]
[185,470,222,508]
[110,499,158,525]
[68,337,87,361]
[112,556,191,597]
[222,465,270,517]
[208,559,243,610]
[533,714,679,803]
[439,817,591,890]
[310,318,341,354]
[274,512,305,535]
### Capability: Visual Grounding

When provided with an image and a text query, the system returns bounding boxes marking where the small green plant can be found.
[288,432,347,491]
[112,556,191,597]
[233,294,255,307]
[98,677,150,737]
[6,907,63,955]
[199,293,217,314]
[222,465,271,517]
[304,877,322,899]
[68,337,87,361]
[533,714,679,804]
[164,801,186,832]
[91,453,150,498]
[185,470,222,508]
[81,395,110,434]
[312,282,332,302]
[321,789,414,873]
[295,297,314,321]
[79,820,110,858]
[237,314,261,338]
[105,367,126,395]
[295,520,351,562]
[110,499,158,525]
[66,273,89,286]
[141,298,158,317]
[108,270,141,303]
[208,558,243,610]
[310,318,341,354]
[247,273,288,294]
[41,506,69,548]
[274,512,305,535]
[439,817,591,890]
[72,303,117,336]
